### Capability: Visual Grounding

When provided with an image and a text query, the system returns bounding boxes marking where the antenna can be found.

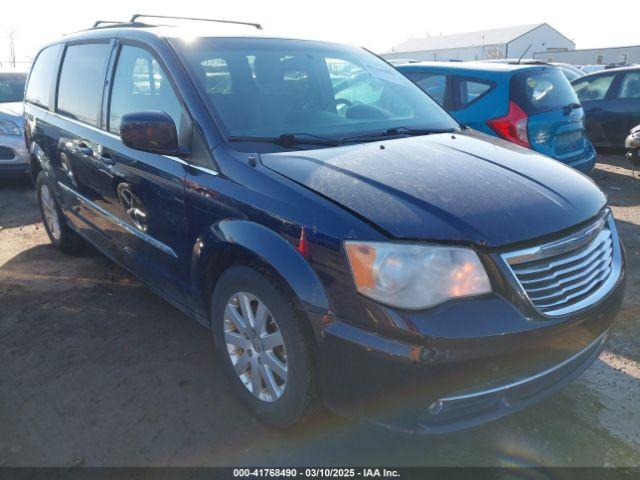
[129,14,262,30]
[517,44,533,64]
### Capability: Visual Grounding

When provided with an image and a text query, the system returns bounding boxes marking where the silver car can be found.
[0,71,29,177]
[626,124,640,163]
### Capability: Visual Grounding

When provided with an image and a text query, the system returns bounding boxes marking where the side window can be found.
[573,75,615,101]
[327,58,364,88]
[457,78,493,109]
[617,72,640,99]
[57,43,112,126]
[25,44,63,109]
[330,58,413,118]
[109,45,183,135]
[404,72,447,107]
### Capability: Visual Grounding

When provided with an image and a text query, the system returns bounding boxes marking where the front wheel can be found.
[211,266,316,428]
[36,172,82,253]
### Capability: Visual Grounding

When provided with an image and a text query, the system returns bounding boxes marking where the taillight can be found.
[487,101,530,148]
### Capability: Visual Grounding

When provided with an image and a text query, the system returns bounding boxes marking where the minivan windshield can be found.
[0,72,27,103]
[172,38,458,149]
[510,67,580,115]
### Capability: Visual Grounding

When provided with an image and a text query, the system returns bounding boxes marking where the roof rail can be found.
[92,20,130,28]
[129,14,262,30]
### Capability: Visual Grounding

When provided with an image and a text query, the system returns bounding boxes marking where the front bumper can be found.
[0,134,29,177]
[312,257,624,434]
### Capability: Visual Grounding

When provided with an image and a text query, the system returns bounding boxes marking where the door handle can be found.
[77,142,94,156]
[94,151,115,165]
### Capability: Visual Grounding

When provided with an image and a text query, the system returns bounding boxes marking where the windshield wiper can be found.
[228,127,457,148]
[228,133,340,147]
[340,126,457,143]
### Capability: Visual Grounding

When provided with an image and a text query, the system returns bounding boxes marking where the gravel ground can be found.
[0,154,639,467]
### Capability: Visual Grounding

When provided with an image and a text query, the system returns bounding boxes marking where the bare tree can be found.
[7,29,17,67]
[4,28,17,68]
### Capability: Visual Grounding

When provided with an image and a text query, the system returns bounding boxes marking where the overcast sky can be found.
[1,0,637,64]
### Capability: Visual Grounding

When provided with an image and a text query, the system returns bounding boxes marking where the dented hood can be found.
[261,131,606,248]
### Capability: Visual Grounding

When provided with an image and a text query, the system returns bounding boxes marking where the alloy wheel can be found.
[40,184,61,241]
[224,292,288,402]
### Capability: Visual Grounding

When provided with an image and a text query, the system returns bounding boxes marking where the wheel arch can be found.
[191,220,332,329]
[28,141,51,185]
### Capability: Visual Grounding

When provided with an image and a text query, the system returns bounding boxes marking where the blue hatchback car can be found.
[24,17,623,434]
[397,62,597,173]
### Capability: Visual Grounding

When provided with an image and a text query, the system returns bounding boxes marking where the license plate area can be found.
[555,130,584,156]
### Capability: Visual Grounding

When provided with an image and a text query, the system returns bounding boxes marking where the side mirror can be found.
[120,111,186,157]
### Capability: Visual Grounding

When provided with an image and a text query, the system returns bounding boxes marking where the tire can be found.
[36,171,82,253]
[211,265,316,428]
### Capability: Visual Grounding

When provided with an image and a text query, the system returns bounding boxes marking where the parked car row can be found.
[572,65,640,148]
[397,61,596,173]
[20,16,625,434]
[390,59,640,161]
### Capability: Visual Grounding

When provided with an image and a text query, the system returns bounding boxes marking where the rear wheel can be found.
[211,266,316,427]
[36,172,82,253]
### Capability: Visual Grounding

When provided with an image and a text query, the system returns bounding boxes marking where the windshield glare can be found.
[0,73,27,103]
[172,38,458,149]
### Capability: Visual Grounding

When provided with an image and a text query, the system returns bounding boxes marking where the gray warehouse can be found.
[382,23,575,62]
[533,45,640,66]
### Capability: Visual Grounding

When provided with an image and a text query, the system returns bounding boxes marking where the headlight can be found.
[0,119,21,136]
[344,241,492,309]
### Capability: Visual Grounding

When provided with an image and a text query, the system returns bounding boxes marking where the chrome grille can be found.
[503,212,621,316]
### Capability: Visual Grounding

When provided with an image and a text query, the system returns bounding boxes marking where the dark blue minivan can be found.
[24,17,624,433]
[397,62,597,173]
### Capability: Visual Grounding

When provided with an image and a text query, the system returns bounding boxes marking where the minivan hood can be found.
[261,131,606,248]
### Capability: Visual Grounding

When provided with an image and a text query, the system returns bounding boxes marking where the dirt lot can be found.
[1,154,639,467]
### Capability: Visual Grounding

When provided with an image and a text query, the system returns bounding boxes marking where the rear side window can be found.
[25,44,63,108]
[404,72,447,107]
[573,75,615,101]
[108,45,183,135]
[201,58,231,94]
[57,43,112,126]
[510,67,579,114]
[617,72,640,99]
[456,78,493,109]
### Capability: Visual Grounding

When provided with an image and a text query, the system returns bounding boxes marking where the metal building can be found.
[382,23,575,62]
[533,45,640,66]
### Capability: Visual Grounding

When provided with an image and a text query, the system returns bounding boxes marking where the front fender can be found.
[192,219,332,322]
